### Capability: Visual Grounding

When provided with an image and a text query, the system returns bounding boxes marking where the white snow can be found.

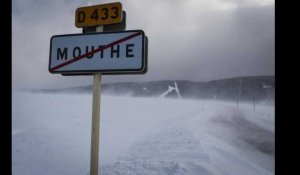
[12,91,274,175]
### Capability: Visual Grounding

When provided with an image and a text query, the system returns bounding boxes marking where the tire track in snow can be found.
[101,127,212,175]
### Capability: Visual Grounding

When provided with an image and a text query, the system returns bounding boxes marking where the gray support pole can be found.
[89,26,103,175]
[90,73,101,175]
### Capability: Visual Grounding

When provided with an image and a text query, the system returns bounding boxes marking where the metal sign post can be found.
[81,25,103,175]
[85,26,103,175]
[91,72,101,175]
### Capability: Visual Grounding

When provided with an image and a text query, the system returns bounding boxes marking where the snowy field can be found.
[12,91,274,175]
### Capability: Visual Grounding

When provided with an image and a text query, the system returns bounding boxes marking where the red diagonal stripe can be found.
[50,31,142,72]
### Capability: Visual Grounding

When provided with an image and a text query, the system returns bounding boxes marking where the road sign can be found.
[50,2,149,175]
[49,30,147,74]
[75,2,122,28]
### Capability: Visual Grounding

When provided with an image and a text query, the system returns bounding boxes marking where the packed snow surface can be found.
[12,92,274,175]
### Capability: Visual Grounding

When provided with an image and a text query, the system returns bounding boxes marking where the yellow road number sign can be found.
[75,2,122,28]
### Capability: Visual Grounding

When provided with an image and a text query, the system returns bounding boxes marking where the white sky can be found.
[12,0,274,90]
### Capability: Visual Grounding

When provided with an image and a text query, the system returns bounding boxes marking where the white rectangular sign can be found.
[49,30,147,74]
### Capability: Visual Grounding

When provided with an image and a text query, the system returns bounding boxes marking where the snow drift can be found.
[12,91,274,175]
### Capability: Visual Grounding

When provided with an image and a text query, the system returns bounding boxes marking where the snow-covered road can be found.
[12,92,274,175]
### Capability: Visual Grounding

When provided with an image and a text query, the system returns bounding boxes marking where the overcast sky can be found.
[12,0,274,90]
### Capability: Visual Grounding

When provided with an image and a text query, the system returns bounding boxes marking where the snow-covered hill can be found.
[12,92,274,175]
[34,76,275,103]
